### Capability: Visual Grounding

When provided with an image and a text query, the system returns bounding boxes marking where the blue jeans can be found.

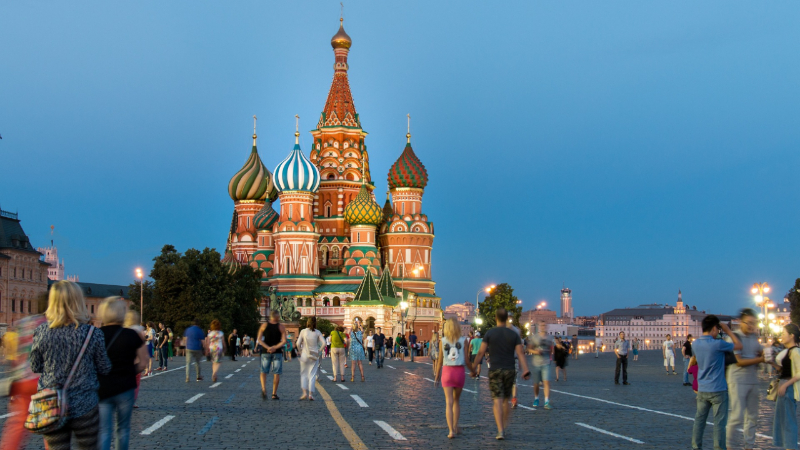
[261,352,283,375]
[774,384,798,449]
[99,388,136,450]
[692,391,728,450]
[158,346,168,369]
[683,357,691,384]
[376,346,385,367]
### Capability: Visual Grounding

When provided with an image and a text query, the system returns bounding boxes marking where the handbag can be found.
[302,330,321,361]
[24,326,95,434]
[767,378,780,402]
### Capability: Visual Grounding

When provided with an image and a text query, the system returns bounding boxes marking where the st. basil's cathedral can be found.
[222,19,442,340]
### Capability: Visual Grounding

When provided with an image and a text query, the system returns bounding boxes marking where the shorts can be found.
[664,353,675,366]
[470,354,482,364]
[488,369,516,399]
[261,352,283,375]
[243,345,250,350]
[532,364,551,384]
[441,365,466,388]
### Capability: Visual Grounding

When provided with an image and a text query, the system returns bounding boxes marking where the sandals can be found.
[351,376,354,382]
[272,394,279,400]
[361,375,365,382]
[261,389,267,400]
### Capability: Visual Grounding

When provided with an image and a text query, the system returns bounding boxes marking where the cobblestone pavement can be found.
[0,350,785,449]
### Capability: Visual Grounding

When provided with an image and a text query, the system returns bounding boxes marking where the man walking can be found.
[257,312,286,400]
[663,334,676,375]
[373,327,386,368]
[184,319,205,382]
[507,320,522,408]
[229,328,239,361]
[470,331,483,378]
[614,331,630,385]
[470,308,530,440]
[725,309,765,450]
[691,315,742,450]
[595,336,602,358]
[682,334,694,386]
[156,323,169,371]
[530,322,553,409]
[409,330,417,362]
[571,334,579,360]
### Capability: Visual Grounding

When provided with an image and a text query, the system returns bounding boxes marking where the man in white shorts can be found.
[529,323,553,409]
[663,334,676,375]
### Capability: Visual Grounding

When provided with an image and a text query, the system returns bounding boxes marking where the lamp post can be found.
[474,316,483,334]
[752,282,772,336]
[400,300,409,338]
[477,284,496,304]
[135,268,144,324]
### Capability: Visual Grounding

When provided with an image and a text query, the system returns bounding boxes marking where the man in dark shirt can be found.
[682,334,693,386]
[184,319,205,382]
[373,327,387,369]
[409,330,417,362]
[229,329,239,361]
[156,323,169,371]
[471,308,530,441]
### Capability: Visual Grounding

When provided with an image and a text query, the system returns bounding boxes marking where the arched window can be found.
[323,297,330,307]
[333,296,341,307]
[325,202,332,218]
[327,173,336,180]
[305,298,312,307]
[296,298,302,307]
[332,247,339,261]
[346,173,355,181]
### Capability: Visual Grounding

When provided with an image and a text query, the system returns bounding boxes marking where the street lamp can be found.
[135,268,144,324]
[477,284,496,304]
[400,300,409,338]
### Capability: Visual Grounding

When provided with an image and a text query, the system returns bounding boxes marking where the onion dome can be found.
[331,18,352,49]
[254,202,279,230]
[387,135,428,189]
[228,134,273,201]
[344,184,383,226]
[221,247,240,275]
[274,132,321,193]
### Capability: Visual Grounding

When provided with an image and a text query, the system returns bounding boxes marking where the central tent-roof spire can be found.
[318,14,360,129]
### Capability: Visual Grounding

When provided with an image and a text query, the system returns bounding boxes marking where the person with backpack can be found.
[297,317,326,401]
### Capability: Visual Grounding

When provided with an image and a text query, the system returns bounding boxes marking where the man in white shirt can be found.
[663,334,676,375]
[595,337,602,358]
[366,330,375,365]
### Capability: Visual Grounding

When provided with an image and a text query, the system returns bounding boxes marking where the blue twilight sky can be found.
[1,2,799,316]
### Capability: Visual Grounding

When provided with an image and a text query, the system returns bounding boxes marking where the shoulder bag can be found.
[768,347,797,402]
[303,330,321,361]
[24,326,95,434]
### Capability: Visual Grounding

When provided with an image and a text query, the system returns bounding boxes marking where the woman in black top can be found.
[773,324,800,449]
[553,337,568,381]
[98,297,148,450]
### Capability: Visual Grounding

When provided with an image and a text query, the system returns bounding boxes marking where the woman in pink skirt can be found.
[434,317,474,439]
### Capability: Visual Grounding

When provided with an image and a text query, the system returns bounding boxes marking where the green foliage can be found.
[299,317,336,337]
[476,283,522,335]
[129,245,262,338]
[787,278,800,325]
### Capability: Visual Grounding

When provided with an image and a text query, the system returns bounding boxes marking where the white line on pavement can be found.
[210,382,222,388]
[185,394,205,404]
[336,384,349,390]
[403,371,416,376]
[241,364,246,367]
[327,375,335,380]
[321,369,327,373]
[141,365,187,380]
[518,405,536,411]
[235,369,241,372]
[386,365,396,369]
[424,378,435,383]
[463,388,476,393]
[141,415,175,435]
[551,389,695,422]
[374,420,407,440]
[0,412,19,419]
[225,374,234,379]
[351,395,368,407]
[576,422,644,444]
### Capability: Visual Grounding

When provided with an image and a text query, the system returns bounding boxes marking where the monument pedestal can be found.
[284,322,300,346]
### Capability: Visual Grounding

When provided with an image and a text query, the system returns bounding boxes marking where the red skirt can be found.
[442,365,465,388]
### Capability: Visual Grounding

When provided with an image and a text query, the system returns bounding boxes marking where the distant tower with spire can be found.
[37,225,78,281]
[560,285,572,322]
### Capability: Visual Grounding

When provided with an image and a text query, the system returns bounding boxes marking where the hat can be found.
[475,331,481,337]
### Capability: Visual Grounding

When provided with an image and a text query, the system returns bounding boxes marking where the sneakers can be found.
[623,382,630,385]
[511,398,518,408]
[544,401,552,410]
[533,398,540,407]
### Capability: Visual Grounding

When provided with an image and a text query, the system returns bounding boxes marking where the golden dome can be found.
[344,184,383,227]
[331,19,352,49]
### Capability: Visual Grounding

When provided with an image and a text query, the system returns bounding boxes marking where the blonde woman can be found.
[434,317,474,439]
[206,320,226,382]
[30,280,112,449]
[98,297,147,450]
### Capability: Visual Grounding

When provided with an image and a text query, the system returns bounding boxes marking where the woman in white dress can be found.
[297,316,327,400]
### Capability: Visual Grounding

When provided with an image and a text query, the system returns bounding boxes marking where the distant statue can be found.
[269,291,279,313]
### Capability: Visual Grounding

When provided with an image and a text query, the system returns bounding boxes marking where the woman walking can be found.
[206,320,226,382]
[144,322,156,376]
[167,327,174,361]
[297,317,326,400]
[29,280,112,450]
[553,337,568,381]
[98,297,148,450]
[434,318,473,439]
[773,323,800,450]
[430,331,441,381]
[330,326,348,382]
[349,320,366,382]
[397,333,408,362]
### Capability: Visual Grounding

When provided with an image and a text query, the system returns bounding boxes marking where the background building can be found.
[0,208,50,330]
[222,20,442,339]
[38,241,79,282]
[444,301,475,322]
[561,286,573,322]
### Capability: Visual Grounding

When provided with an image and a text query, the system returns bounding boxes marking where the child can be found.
[687,355,699,393]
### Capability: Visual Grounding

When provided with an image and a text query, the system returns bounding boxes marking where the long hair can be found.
[443,317,461,343]
[210,319,222,331]
[46,280,90,328]
[308,316,317,332]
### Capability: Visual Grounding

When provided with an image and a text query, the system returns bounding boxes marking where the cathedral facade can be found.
[223,19,442,340]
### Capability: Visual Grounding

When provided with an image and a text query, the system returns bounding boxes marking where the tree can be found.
[129,245,262,338]
[787,278,800,325]
[299,317,336,337]
[476,283,522,335]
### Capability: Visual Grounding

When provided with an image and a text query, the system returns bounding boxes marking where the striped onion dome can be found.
[254,201,279,230]
[344,184,383,226]
[228,135,273,201]
[221,248,240,275]
[387,140,428,189]
[274,137,321,193]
